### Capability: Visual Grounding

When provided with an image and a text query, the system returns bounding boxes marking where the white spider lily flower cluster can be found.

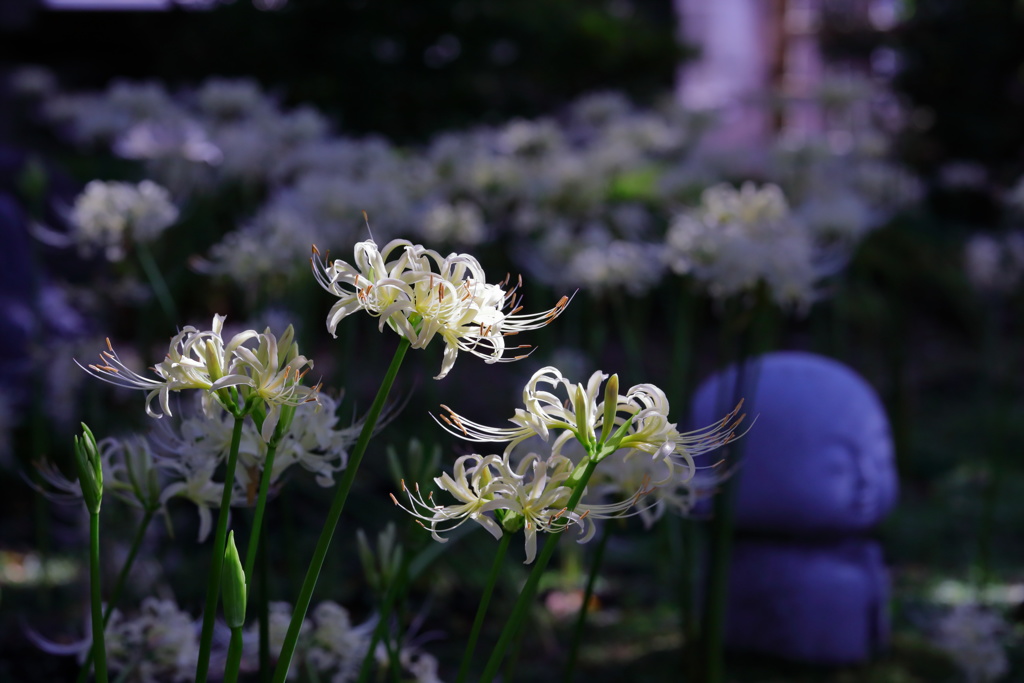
[151,393,361,541]
[435,366,743,471]
[68,179,178,261]
[394,451,611,564]
[665,181,829,310]
[963,232,1024,294]
[240,600,438,683]
[100,598,200,683]
[398,366,743,562]
[586,447,712,529]
[78,315,318,434]
[931,602,1011,683]
[313,238,570,379]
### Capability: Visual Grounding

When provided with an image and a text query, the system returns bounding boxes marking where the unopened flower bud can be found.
[221,531,247,629]
[73,423,103,514]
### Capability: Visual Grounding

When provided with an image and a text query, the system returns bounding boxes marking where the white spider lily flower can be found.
[586,447,705,528]
[159,457,223,542]
[435,366,745,473]
[312,238,570,379]
[78,314,258,418]
[393,453,510,543]
[393,450,642,564]
[78,317,317,428]
[220,324,320,441]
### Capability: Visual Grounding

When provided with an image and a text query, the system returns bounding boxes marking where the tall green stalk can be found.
[702,293,776,683]
[457,532,512,683]
[88,511,108,683]
[195,413,248,683]
[258,534,271,683]
[223,628,244,683]
[563,519,613,681]
[135,241,178,325]
[244,435,283,589]
[271,338,410,683]
[76,509,156,683]
[73,425,107,683]
[356,569,404,683]
[479,457,601,682]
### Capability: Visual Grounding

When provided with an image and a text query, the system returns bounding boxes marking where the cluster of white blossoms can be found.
[37,596,439,683]
[931,602,1011,683]
[98,598,200,683]
[78,315,319,438]
[395,366,743,562]
[35,391,359,543]
[152,393,362,541]
[665,182,827,309]
[312,238,570,379]
[963,232,1024,294]
[68,179,179,261]
[242,601,440,683]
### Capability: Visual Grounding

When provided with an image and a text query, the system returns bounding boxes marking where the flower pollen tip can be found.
[389,492,400,505]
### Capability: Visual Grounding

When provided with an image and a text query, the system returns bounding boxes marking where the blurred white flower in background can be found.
[964,232,1024,294]
[931,602,1011,683]
[68,180,178,261]
[665,182,826,309]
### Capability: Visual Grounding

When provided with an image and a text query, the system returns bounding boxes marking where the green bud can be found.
[573,384,593,448]
[221,531,247,629]
[599,374,620,446]
[356,528,379,590]
[73,423,103,514]
[497,509,524,534]
[357,523,404,594]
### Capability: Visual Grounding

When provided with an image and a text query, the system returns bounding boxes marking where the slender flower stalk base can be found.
[244,436,282,589]
[479,457,600,682]
[702,292,776,683]
[195,413,247,683]
[135,241,178,325]
[272,338,411,683]
[224,627,244,683]
[87,511,108,683]
[76,509,156,683]
[355,569,404,683]
[563,519,613,681]
[456,532,512,683]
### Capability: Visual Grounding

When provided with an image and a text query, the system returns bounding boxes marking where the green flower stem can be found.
[195,413,247,683]
[223,627,244,683]
[244,437,281,591]
[355,527,473,683]
[135,241,178,325]
[678,517,700,680]
[356,578,401,683]
[977,299,1006,588]
[88,510,109,683]
[703,475,738,683]
[480,456,600,682]
[272,338,411,683]
[669,284,700,678]
[258,532,270,683]
[563,518,613,681]
[456,532,512,683]
[703,292,775,683]
[77,509,156,683]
